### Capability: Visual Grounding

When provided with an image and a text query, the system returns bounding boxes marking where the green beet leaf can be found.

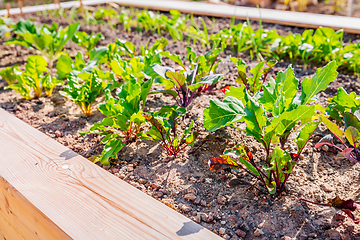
[5,55,61,99]
[300,61,338,105]
[344,126,360,148]
[204,96,245,132]
[60,69,107,117]
[295,121,319,155]
[0,65,21,85]
[72,31,104,56]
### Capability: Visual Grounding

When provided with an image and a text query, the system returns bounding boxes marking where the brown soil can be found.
[1,9,360,240]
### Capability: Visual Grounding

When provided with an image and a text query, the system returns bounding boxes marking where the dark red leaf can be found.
[299,196,359,224]
[245,146,253,161]
[329,196,359,224]
[329,196,357,211]
[142,113,165,133]
[221,86,230,94]
[208,156,239,171]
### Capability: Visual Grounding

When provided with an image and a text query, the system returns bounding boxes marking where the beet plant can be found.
[152,64,222,108]
[315,88,360,162]
[6,21,80,66]
[151,49,223,107]
[5,55,63,99]
[204,61,338,194]
[59,69,112,117]
[0,65,21,85]
[72,31,104,57]
[142,106,199,157]
[56,52,96,80]
[81,76,152,165]
[109,38,168,81]
[230,57,276,96]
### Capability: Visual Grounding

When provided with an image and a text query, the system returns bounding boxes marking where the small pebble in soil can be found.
[223,234,230,239]
[217,195,226,205]
[194,214,201,223]
[184,193,197,201]
[206,212,214,223]
[187,188,197,194]
[200,213,207,222]
[308,233,317,238]
[180,204,192,212]
[138,178,147,184]
[55,130,63,137]
[322,145,329,152]
[254,228,264,237]
[235,229,246,238]
[325,229,341,239]
[333,212,346,221]
[280,237,293,240]
[220,220,226,225]
[194,196,201,205]
[240,222,250,232]
[156,192,163,198]
[200,200,207,207]
[219,227,226,235]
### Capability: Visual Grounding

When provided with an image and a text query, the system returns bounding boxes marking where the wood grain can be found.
[1,0,360,33]
[0,108,221,240]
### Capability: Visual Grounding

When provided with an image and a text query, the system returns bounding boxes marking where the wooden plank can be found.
[114,0,360,34]
[0,108,221,240]
[1,0,360,34]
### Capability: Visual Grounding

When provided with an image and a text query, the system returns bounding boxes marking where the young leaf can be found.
[0,65,21,85]
[100,138,126,166]
[295,121,319,155]
[319,115,345,144]
[300,61,338,104]
[343,112,360,130]
[203,97,245,132]
[344,126,360,148]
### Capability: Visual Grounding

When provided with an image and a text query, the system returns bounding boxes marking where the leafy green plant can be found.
[0,65,21,85]
[186,15,210,48]
[204,61,338,194]
[315,114,360,163]
[186,46,224,92]
[142,106,199,157]
[59,69,110,117]
[316,88,360,163]
[230,57,276,96]
[6,22,80,65]
[0,17,15,38]
[56,52,96,80]
[109,38,168,81]
[72,31,104,57]
[210,20,278,60]
[80,76,152,165]
[117,8,137,33]
[152,64,223,108]
[5,55,63,99]
[90,42,123,70]
[271,27,343,69]
[326,87,360,122]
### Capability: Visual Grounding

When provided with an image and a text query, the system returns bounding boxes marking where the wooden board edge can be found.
[0,176,72,240]
[1,0,360,33]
